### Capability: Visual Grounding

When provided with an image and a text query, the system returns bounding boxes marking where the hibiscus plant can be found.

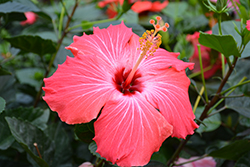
[0,0,250,167]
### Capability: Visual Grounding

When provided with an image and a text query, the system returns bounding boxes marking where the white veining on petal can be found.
[94,94,172,166]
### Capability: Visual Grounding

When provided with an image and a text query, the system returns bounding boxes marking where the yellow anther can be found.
[123,17,170,87]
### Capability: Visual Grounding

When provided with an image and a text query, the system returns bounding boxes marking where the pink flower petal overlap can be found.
[66,23,132,70]
[94,93,172,166]
[43,54,119,124]
[142,68,198,138]
[43,22,198,166]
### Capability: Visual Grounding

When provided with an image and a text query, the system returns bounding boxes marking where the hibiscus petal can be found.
[126,34,194,73]
[131,1,152,13]
[66,22,132,69]
[150,0,169,12]
[140,48,194,73]
[43,53,118,124]
[94,93,172,166]
[142,68,198,139]
[124,34,141,73]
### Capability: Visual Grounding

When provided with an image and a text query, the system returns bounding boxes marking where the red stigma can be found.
[149,16,170,32]
[156,16,161,21]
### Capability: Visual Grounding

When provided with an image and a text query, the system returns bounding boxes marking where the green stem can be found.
[199,57,238,120]
[217,13,227,77]
[240,44,246,54]
[220,94,244,98]
[60,0,69,18]
[207,77,247,115]
[58,6,65,39]
[221,79,250,95]
[188,65,212,79]
[225,57,232,69]
[166,135,191,167]
[197,44,209,103]
[218,14,223,35]
[33,0,79,107]
[221,53,225,77]
[193,86,204,114]
[190,83,206,104]
[166,56,238,166]
[94,158,104,167]
[207,106,226,117]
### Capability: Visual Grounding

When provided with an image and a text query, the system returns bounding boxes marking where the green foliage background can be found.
[1,0,250,166]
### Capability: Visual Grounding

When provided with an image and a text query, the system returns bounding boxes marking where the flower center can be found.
[113,68,143,95]
[123,16,169,88]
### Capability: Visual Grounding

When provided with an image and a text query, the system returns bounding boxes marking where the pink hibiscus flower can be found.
[20,12,37,26]
[186,31,222,79]
[43,17,198,166]
[98,0,168,18]
[246,20,250,31]
[175,157,216,167]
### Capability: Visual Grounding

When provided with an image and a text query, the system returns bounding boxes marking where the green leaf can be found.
[198,32,240,57]
[151,152,167,164]
[0,75,16,103]
[179,15,208,32]
[0,107,49,150]
[195,107,221,134]
[4,107,50,130]
[5,117,51,167]
[53,45,73,67]
[0,0,12,4]
[0,1,39,13]
[119,10,138,24]
[0,114,15,150]
[226,96,250,118]
[44,123,72,166]
[125,23,146,37]
[0,67,11,76]
[239,116,250,127]
[4,35,57,56]
[236,128,250,139]
[75,121,95,143]
[239,0,250,10]
[22,31,57,42]
[81,21,94,30]
[162,2,188,22]
[145,161,167,167]
[35,11,51,22]
[212,21,250,58]
[0,158,30,167]
[122,0,133,14]
[16,68,44,91]
[209,140,250,160]
[174,35,194,59]
[235,151,250,167]
[88,141,106,160]
[0,12,26,22]
[228,59,250,94]
[0,97,6,114]
[73,4,103,22]
[242,28,250,46]
[237,4,249,23]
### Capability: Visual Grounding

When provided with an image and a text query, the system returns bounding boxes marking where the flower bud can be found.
[216,0,227,11]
